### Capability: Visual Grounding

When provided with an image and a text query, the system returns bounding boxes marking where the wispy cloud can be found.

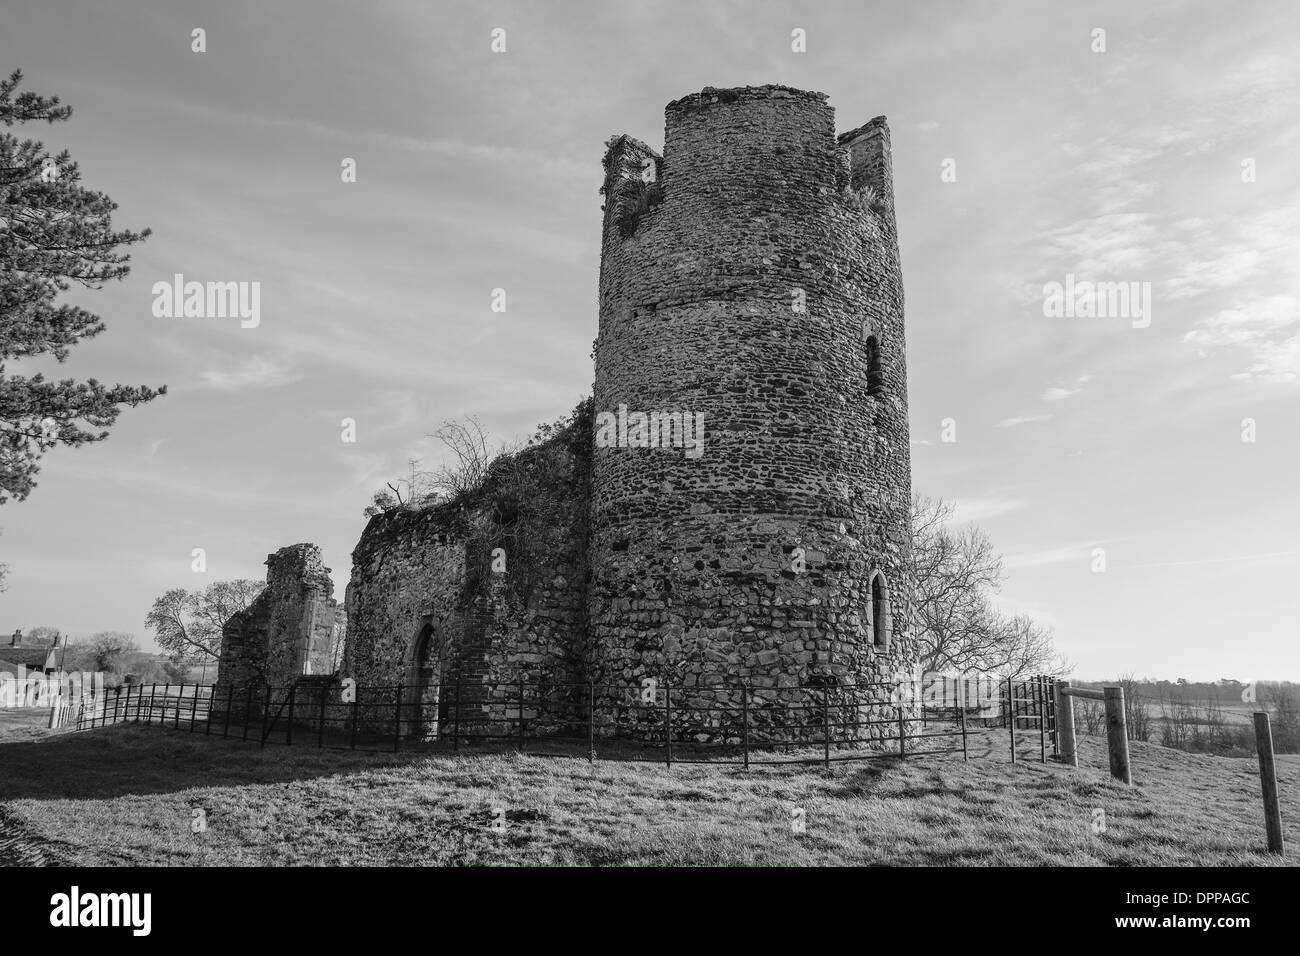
[995,413,1053,428]
[950,495,1027,523]
[195,355,301,392]
[1042,372,1092,402]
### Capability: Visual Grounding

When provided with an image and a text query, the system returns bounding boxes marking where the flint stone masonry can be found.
[216,85,918,746]
[342,416,591,739]
[213,543,346,712]
[589,85,917,740]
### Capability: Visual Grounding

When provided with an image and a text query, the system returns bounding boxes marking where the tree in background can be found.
[0,69,164,505]
[1268,683,1299,753]
[25,624,59,644]
[144,579,265,673]
[83,631,137,676]
[910,495,1068,678]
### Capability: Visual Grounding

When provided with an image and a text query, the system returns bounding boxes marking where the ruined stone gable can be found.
[213,543,345,700]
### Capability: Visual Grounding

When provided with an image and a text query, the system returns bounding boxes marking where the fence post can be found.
[259,686,270,748]
[190,685,200,731]
[286,684,296,745]
[665,683,672,769]
[897,704,906,758]
[1056,680,1077,766]
[174,684,183,730]
[959,696,968,761]
[147,684,157,726]
[350,684,360,750]
[585,681,595,764]
[823,686,831,769]
[742,684,750,771]
[1007,678,1016,763]
[223,685,234,739]
[317,684,327,748]
[115,686,123,725]
[1253,712,1285,855]
[453,679,461,750]
[1103,686,1132,784]
[1048,677,1058,753]
[518,676,526,752]
[393,685,403,753]
[1037,676,1047,763]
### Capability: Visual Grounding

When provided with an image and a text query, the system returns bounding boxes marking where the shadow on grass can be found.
[0,722,919,802]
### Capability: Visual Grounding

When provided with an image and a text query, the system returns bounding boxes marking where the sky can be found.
[0,0,1297,682]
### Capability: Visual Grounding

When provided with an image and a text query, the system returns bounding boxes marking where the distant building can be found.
[0,629,60,676]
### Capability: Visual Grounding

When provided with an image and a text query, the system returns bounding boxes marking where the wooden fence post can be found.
[1103,686,1132,784]
[1056,680,1077,766]
[1253,712,1285,855]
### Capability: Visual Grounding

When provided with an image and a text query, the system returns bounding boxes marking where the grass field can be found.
[1,712,1296,866]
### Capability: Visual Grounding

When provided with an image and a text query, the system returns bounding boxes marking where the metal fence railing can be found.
[57,674,1063,768]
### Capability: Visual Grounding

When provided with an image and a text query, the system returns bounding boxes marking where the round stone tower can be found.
[588,85,916,742]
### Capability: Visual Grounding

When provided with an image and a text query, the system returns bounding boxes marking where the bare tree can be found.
[363,418,503,517]
[1268,683,1300,753]
[1116,673,1152,743]
[910,495,1068,678]
[144,580,265,668]
[426,417,496,503]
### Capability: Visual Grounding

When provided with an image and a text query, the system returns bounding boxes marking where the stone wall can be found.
[213,543,345,714]
[341,410,592,738]
[588,85,918,741]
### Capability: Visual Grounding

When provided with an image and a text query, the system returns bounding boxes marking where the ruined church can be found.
[216,85,917,744]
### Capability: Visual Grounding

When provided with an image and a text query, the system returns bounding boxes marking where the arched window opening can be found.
[870,572,890,651]
[866,335,884,397]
